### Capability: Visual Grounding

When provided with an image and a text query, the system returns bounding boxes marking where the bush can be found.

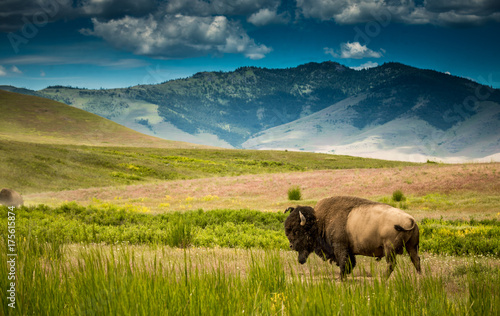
[392,190,406,202]
[288,186,302,201]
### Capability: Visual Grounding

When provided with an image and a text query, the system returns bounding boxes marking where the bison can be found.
[284,196,421,279]
[0,188,24,208]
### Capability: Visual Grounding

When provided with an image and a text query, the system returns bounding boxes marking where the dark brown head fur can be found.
[284,206,319,264]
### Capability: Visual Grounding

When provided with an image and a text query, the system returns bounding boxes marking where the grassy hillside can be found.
[0,90,207,148]
[0,139,417,194]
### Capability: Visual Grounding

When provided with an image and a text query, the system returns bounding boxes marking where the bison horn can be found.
[299,211,306,226]
[285,207,294,214]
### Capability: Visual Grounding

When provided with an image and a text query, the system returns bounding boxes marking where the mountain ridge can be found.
[2,61,499,162]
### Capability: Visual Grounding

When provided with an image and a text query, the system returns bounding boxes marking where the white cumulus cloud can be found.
[324,42,383,59]
[81,14,272,59]
[247,8,290,26]
[0,66,7,76]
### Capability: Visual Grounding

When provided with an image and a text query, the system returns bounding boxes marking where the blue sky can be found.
[1,0,499,90]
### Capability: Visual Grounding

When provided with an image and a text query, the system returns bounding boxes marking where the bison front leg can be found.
[334,246,354,280]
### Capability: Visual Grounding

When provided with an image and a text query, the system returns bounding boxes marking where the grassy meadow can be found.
[1,207,500,315]
[0,138,417,194]
[2,181,500,315]
[1,102,500,315]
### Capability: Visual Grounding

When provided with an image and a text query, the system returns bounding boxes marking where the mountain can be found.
[242,93,500,162]
[3,62,500,162]
[0,90,211,148]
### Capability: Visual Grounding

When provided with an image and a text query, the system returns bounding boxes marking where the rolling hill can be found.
[0,90,210,148]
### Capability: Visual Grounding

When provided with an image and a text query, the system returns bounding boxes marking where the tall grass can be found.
[1,238,499,315]
[1,205,499,256]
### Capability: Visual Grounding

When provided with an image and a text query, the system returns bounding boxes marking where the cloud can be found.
[324,42,383,59]
[77,0,157,19]
[0,0,161,32]
[1,0,499,35]
[0,56,65,65]
[81,14,272,59]
[247,8,290,26]
[40,70,46,77]
[0,0,74,32]
[10,65,22,74]
[0,64,23,76]
[162,0,280,17]
[296,0,500,27]
[0,55,148,69]
[351,61,378,70]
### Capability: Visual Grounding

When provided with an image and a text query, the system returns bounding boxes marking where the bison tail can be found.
[394,219,416,232]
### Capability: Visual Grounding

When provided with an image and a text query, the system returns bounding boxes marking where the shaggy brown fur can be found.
[285,196,421,279]
[315,196,379,275]
[0,189,24,207]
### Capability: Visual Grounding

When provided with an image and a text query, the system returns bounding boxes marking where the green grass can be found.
[377,192,500,215]
[1,238,499,315]
[0,139,418,194]
[0,90,181,148]
[2,204,500,315]
[2,204,499,257]
[420,218,500,257]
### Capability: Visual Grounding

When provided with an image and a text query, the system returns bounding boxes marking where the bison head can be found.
[284,206,319,264]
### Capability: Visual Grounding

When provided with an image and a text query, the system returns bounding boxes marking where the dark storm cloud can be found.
[77,0,158,19]
[2,0,500,33]
[0,0,74,32]
[161,0,281,17]
[0,0,158,32]
[296,0,500,26]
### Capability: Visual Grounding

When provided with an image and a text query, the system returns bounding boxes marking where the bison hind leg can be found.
[405,236,421,274]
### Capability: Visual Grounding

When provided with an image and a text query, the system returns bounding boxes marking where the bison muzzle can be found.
[284,196,421,279]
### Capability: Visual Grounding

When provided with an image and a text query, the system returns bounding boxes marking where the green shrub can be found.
[392,190,406,202]
[287,186,302,201]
